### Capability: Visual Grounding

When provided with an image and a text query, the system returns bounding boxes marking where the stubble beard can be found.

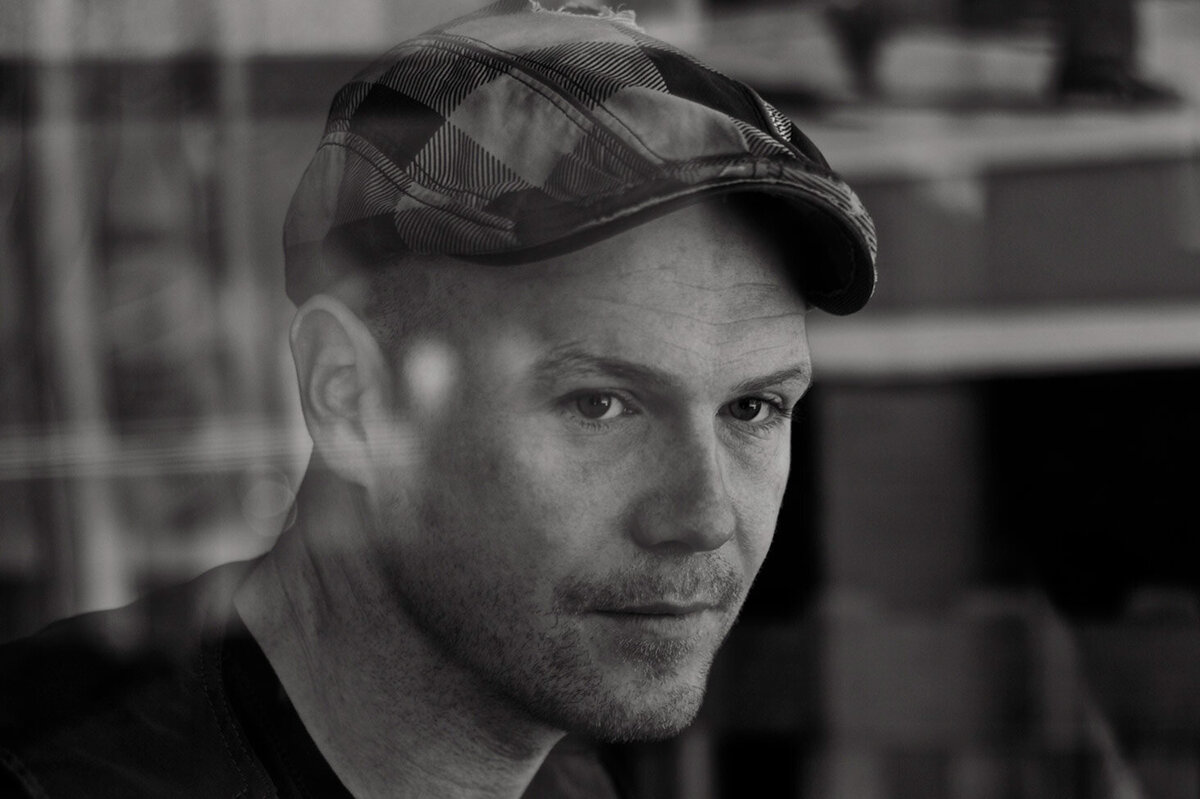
[382,547,719,743]
[370,504,728,744]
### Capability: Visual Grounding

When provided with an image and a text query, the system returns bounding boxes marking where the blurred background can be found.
[1,0,1199,796]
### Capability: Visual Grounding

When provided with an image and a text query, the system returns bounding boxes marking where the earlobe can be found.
[290,294,390,486]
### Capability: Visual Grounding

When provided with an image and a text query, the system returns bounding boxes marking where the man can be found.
[0,1,875,797]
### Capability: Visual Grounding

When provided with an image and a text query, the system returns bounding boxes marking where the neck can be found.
[234,462,565,799]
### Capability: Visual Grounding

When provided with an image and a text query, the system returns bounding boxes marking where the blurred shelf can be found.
[0,0,478,59]
[0,415,310,480]
[808,302,1200,381]
[796,105,1200,181]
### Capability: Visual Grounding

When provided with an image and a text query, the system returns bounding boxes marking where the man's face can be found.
[364,200,811,741]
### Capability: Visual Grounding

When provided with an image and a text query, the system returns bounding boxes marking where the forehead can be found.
[379,198,811,387]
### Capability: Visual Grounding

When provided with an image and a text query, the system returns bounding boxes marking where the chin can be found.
[513,625,725,742]
[597,697,705,743]
[540,670,710,743]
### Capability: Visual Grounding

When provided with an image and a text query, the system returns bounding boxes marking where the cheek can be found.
[731,439,792,568]
[427,418,620,572]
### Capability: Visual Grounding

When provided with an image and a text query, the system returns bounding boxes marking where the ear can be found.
[289,294,391,487]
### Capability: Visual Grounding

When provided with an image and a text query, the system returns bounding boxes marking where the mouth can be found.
[587,603,723,662]
[597,600,716,617]
[589,600,724,638]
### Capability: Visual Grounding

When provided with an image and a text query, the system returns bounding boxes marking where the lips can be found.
[599,600,716,616]
[590,603,720,651]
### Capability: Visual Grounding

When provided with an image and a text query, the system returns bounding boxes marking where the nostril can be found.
[630,464,736,553]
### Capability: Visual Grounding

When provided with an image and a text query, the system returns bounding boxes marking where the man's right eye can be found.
[573,393,627,421]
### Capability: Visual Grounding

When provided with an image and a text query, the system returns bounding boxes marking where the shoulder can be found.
[0,561,272,799]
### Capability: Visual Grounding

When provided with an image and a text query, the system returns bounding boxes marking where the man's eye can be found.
[726,397,769,423]
[574,393,627,421]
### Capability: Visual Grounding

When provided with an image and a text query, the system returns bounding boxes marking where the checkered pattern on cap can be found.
[284,0,877,314]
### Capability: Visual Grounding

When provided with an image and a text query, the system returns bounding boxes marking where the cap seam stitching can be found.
[406,34,632,164]
[323,137,516,233]
[431,32,671,169]
[621,24,783,140]
[316,142,867,247]
[335,35,659,207]
[435,31,833,181]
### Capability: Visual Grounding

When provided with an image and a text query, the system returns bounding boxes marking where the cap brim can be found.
[452,176,876,316]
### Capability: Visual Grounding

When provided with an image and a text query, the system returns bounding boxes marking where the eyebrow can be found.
[731,365,813,397]
[532,346,812,397]
[532,347,682,392]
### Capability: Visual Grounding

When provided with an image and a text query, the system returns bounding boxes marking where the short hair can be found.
[359,257,444,356]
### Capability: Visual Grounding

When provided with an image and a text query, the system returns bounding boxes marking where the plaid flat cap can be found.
[284,0,877,314]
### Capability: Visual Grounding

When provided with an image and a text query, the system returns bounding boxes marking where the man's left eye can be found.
[726,397,770,423]
[574,392,627,421]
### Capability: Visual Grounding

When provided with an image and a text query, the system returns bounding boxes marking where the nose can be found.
[630,423,737,553]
